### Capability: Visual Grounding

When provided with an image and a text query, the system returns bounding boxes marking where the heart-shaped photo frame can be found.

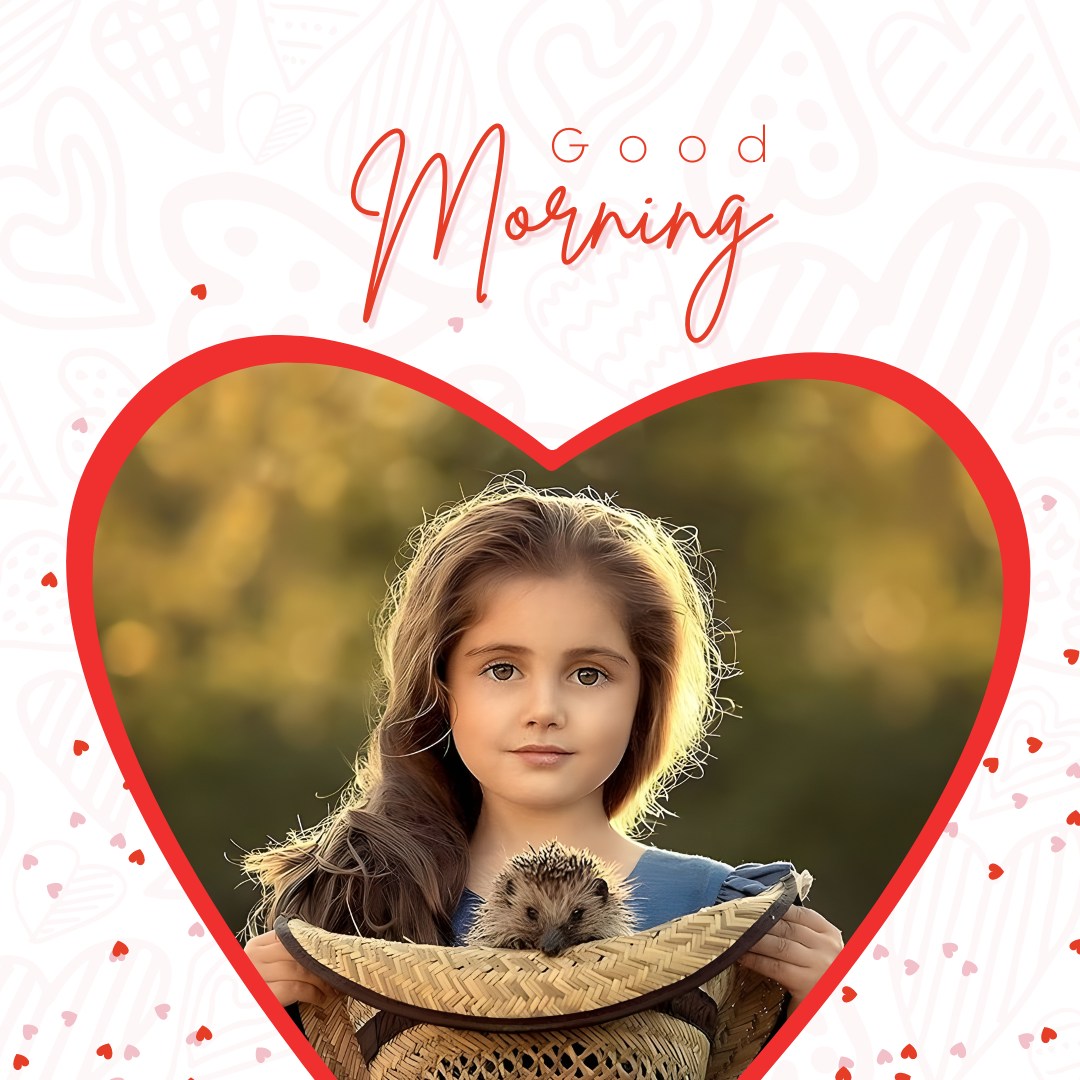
[70,338,1024,1079]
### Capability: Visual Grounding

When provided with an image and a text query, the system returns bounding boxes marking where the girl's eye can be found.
[574,667,607,686]
[483,663,517,681]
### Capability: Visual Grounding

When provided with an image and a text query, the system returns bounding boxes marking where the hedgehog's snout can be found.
[538,927,569,956]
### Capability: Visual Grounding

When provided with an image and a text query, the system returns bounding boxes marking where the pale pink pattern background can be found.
[1,2,1079,1077]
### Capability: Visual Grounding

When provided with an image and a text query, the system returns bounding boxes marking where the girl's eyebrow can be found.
[463,644,632,667]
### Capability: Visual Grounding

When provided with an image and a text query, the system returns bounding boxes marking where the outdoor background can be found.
[93,363,1002,941]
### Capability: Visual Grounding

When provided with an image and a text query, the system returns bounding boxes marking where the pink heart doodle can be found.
[93,0,233,149]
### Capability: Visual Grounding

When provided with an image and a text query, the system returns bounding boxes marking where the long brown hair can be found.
[240,474,733,946]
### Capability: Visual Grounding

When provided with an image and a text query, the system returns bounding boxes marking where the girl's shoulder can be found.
[632,846,795,913]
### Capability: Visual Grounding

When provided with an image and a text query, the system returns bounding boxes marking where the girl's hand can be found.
[735,906,844,1011]
[244,929,333,1007]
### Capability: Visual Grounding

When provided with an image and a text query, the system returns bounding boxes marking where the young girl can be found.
[242,475,843,1045]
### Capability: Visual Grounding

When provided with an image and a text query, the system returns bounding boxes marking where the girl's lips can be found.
[512,750,574,766]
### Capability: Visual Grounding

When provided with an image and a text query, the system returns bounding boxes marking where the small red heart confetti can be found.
[46,882,61,898]
[988,863,1004,879]
[13,1054,29,1070]
[1027,737,1042,752]
[1065,649,1079,665]
[962,960,978,975]
[1042,495,1057,510]
[982,757,998,772]
[447,316,463,332]
[1051,836,1065,852]
[111,941,128,958]
[1042,1027,1057,1043]
[123,1045,139,1060]
[60,1011,76,1027]
[840,985,857,1001]
[71,417,88,433]
[69,812,85,827]
[1067,810,1080,826]
[196,1025,213,1041]
[154,1004,170,1019]
[873,943,889,959]
[835,1068,851,1080]
[901,1043,917,1059]
[904,959,919,974]
[256,1047,271,1063]
[944,821,958,837]
[950,1042,966,1057]
[1069,939,1080,953]
[1067,762,1080,778]
[1019,1033,1034,1049]
[96,1043,112,1059]
[110,833,125,848]
[895,1074,911,1080]
[877,1049,893,1064]
[1012,793,1028,808]
[41,572,57,587]
[22,854,37,869]
[188,922,204,936]
[73,740,89,756]
[942,942,957,957]
[128,849,145,864]
[191,284,207,300]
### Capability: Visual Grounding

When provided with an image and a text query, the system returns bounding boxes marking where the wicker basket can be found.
[277,871,811,1080]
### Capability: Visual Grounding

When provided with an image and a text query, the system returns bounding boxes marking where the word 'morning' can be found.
[350,124,772,344]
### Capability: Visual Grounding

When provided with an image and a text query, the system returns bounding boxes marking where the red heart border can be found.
[68,338,1027,1079]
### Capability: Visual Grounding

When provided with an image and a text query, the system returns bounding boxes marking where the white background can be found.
[2,2,1079,1077]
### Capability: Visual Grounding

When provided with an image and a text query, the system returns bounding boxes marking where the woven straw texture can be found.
[285,872,807,1080]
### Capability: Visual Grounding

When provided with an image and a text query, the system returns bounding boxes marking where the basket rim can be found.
[275,872,799,1033]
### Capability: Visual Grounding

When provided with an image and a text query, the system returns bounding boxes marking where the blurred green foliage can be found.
[94,365,1002,940]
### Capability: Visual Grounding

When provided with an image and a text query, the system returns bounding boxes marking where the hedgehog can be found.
[462,840,637,956]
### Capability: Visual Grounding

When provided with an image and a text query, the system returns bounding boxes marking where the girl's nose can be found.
[525,677,566,726]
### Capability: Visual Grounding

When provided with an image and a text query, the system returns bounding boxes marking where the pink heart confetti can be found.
[1041,495,1057,510]
[22,1025,37,1040]
[1012,793,1028,808]
[872,944,889,959]
[1067,763,1080,778]
[944,821,958,837]
[110,833,126,848]
[904,959,919,975]
[1019,1033,1034,1049]
[950,1042,967,1057]
[962,960,978,975]
[877,1049,893,1064]
[942,942,957,957]
[838,1057,853,1069]
[71,417,88,433]
[447,316,463,332]
[154,1004,170,1020]
[46,883,62,898]
[22,854,38,869]
[123,1045,139,1060]
[61,1012,76,1027]
[256,1048,271,1063]
[69,812,85,827]
[185,1031,198,1045]
[1051,836,1065,852]
[188,922,204,937]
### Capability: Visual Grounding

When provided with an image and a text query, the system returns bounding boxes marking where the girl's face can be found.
[445,573,642,816]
